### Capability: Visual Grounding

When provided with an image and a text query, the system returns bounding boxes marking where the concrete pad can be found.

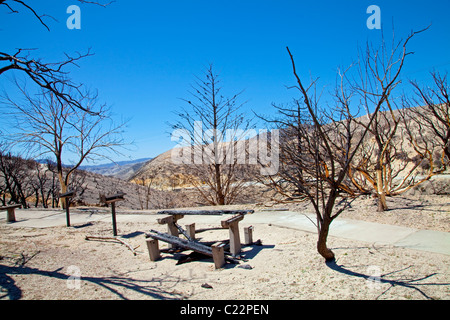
[0,209,110,228]
[246,211,318,233]
[328,219,418,245]
[393,230,450,256]
[2,208,449,256]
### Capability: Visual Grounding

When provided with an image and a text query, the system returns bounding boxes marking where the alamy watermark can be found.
[366,5,381,30]
[366,265,382,291]
[67,5,81,30]
[170,121,279,176]
[67,265,81,290]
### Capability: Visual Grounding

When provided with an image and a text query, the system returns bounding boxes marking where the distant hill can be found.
[79,158,152,180]
[132,107,448,192]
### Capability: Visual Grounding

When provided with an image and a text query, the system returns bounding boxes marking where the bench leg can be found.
[228,222,241,256]
[146,239,160,261]
[211,242,225,269]
[6,208,16,223]
[186,223,195,240]
[167,222,180,249]
[244,226,253,245]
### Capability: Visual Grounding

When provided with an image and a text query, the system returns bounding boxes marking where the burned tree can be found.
[264,29,422,261]
[1,83,126,203]
[0,0,113,114]
[170,64,255,205]
[407,71,450,171]
[347,32,435,211]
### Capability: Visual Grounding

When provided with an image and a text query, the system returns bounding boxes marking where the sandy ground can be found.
[0,194,449,300]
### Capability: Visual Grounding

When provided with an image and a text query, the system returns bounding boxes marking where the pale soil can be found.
[0,195,449,300]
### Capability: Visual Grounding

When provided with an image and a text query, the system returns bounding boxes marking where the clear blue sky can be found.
[1,0,449,164]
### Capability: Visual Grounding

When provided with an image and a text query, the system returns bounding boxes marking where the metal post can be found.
[65,197,70,227]
[111,202,117,236]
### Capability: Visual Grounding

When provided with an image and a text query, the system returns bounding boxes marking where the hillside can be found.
[130,106,449,201]
[67,168,202,210]
[80,158,152,180]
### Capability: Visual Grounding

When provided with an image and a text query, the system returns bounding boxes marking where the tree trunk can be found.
[214,163,225,205]
[376,168,388,212]
[317,216,335,262]
[34,189,39,207]
[58,172,67,209]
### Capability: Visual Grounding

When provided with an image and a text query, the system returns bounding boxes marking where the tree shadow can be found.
[72,222,94,229]
[121,231,145,239]
[325,259,450,300]
[385,196,447,213]
[0,263,187,300]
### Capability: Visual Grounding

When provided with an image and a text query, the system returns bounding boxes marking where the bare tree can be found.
[1,82,126,203]
[345,32,435,211]
[0,147,35,207]
[407,71,450,170]
[0,0,113,114]
[350,107,438,207]
[29,161,49,208]
[263,29,422,261]
[170,64,254,205]
[134,171,158,210]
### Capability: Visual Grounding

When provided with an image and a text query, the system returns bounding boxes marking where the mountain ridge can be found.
[79,157,153,180]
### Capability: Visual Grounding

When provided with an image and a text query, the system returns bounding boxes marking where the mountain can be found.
[79,158,152,180]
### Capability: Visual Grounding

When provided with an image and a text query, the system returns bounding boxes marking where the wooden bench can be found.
[0,204,22,223]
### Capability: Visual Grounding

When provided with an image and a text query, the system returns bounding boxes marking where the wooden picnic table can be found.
[157,209,254,216]
[146,209,255,269]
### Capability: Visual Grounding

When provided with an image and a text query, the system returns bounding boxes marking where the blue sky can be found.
[1,0,449,164]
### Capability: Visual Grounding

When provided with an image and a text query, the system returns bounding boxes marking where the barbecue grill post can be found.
[111,202,117,236]
[65,197,70,227]
[59,191,75,227]
[99,192,126,236]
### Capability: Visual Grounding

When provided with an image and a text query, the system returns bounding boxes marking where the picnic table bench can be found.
[0,204,22,223]
[146,209,255,269]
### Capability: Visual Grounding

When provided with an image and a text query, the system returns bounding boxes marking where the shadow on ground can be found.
[0,262,186,300]
[326,259,450,300]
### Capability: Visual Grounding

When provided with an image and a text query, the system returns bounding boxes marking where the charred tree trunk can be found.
[375,166,388,212]
[214,164,225,205]
[317,215,335,262]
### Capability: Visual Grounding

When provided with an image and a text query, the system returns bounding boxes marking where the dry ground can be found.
[0,194,449,300]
